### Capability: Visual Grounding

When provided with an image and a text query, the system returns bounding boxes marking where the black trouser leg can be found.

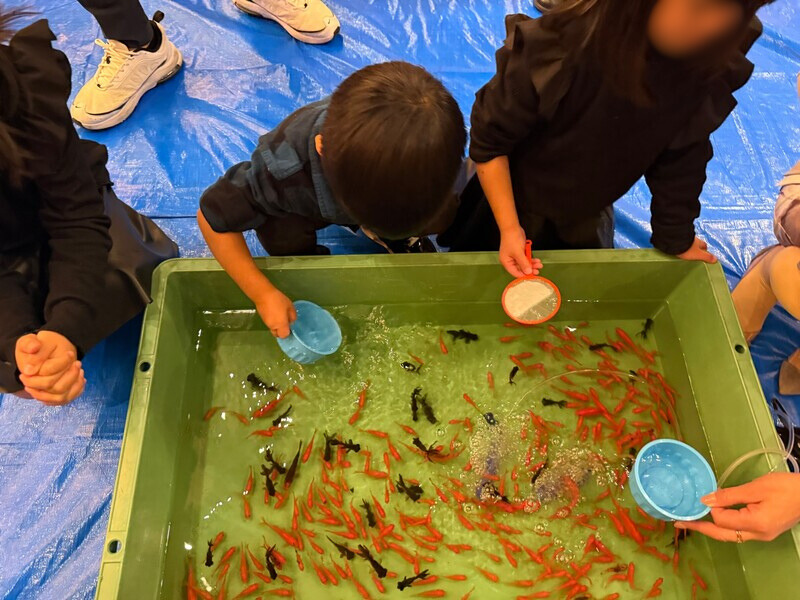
[440,173,615,252]
[438,175,500,251]
[552,206,615,250]
[521,205,615,251]
[255,215,324,256]
[77,0,153,47]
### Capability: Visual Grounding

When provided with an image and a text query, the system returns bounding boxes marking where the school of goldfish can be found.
[190,321,711,600]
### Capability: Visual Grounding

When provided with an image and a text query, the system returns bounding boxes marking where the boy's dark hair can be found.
[547,0,774,105]
[321,61,466,239]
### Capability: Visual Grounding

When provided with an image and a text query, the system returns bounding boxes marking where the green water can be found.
[172,307,717,600]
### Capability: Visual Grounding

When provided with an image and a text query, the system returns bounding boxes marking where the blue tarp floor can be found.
[1,0,799,597]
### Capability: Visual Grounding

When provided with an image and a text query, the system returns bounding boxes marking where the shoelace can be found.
[93,39,136,89]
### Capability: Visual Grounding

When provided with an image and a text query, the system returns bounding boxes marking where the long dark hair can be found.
[0,7,34,186]
[546,0,774,104]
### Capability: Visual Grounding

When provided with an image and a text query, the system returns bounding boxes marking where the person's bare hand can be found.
[676,236,717,264]
[256,289,297,338]
[499,226,542,278]
[24,362,85,406]
[15,331,85,405]
[675,472,800,542]
[15,333,43,377]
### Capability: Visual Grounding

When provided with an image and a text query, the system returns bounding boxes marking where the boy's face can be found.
[648,0,743,58]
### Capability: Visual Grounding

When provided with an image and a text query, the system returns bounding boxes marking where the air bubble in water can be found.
[436,428,445,437]
[533,523,547,534]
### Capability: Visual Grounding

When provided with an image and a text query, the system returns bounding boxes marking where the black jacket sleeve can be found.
[647,17,762,255]
[0,264,42,393]
[8,21,112,354]
[469,15,572,164]
[199,158,272,234]
[646,139,713,254]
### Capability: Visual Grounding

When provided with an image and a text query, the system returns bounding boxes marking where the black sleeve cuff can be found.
[651,225,696,255]
[40,301,94,358]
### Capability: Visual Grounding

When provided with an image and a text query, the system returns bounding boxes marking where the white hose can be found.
[718,448,799,488]
[717,404,799,488]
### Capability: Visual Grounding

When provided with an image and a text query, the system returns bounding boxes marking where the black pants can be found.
[78,0,152,47]
[439,175,614,251]
[0,186,177,393]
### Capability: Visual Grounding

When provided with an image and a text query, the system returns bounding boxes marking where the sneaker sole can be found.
[233,0,339,44]
[73,44,184,131]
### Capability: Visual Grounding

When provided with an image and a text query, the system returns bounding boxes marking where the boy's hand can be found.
[676,236,717,264]
[15,331,85,405]
[499,226,542,278]
[256,289,298,338]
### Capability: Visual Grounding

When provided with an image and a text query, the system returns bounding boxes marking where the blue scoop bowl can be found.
[630,439,716,521]
[276,301,342,364]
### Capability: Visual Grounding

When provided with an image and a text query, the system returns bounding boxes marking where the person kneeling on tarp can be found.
[0,12,177,404]
[732,158,800,393]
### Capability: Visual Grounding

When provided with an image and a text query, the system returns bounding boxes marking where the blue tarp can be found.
[0,0,798,597]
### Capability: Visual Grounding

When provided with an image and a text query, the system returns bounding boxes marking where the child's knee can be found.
[767,246,800,319]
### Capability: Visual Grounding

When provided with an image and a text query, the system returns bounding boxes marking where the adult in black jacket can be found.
[0,14,177,403]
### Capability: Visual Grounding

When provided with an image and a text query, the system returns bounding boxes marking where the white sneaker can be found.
[234,0,340,44]
[71,17,182,130]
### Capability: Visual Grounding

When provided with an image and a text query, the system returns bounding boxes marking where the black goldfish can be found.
[401,361,422,374]
[410,387,423,422]
[360,499,377,528]
[542,398,567,408]
[328,537,356,560]
[589,343,617,352]
[447,329,479,343]
[204,539,214,567]
[264,448,286,474]
[271,405,293,427]
[396,475,423,502]
[397,569,430,591]
[323,432,335,462]
[412,437,442,461]
[357,544,388,578]
[247,373,279,392]
[261,464,277,497]
[531,460,547,486]
[263,543,279,579]
[283,441,302,489]
[638,318,654,340]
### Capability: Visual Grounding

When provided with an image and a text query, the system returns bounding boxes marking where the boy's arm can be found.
[197,209,296,338]
[476,157,541,278]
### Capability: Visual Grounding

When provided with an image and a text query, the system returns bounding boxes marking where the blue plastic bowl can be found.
[630,439,716,521]
[276,301,342,364]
